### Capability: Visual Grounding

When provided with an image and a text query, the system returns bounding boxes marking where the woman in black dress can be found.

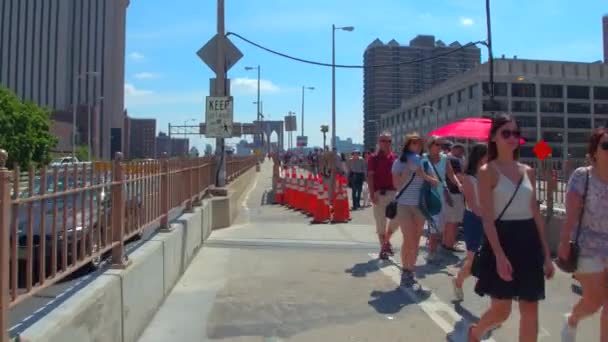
[468,114,554,342]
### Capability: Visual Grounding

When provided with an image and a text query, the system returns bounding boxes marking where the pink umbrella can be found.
[427,117,526,144]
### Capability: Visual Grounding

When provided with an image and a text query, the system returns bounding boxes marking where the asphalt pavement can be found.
[138,162,597,342]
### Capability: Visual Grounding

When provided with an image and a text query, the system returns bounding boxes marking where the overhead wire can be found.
[226,31,487,69]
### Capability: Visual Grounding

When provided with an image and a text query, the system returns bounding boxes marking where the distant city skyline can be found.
[124,1,606,154]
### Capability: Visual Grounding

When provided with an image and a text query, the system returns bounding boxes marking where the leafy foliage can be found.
[75,145,90,162]
[0,86,57,168]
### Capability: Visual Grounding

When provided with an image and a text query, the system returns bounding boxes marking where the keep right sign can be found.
[205,96,234,138]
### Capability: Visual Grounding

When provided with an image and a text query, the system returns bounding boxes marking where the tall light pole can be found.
[72,71,100,158]
[420,105,439,132]
[245,65,262,148]
[331,24,354,200]
[89,96,104,160]
[301,86,314,139]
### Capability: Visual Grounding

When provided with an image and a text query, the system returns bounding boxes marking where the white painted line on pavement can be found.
[242,176,258,210]
[368,252,496,342]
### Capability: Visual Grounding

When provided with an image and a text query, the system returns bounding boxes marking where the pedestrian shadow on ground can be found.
[345,259,391,278]
[368,288,431,315]
[413,246,461,280]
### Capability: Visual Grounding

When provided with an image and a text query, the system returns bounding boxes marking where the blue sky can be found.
[124,0,606,152]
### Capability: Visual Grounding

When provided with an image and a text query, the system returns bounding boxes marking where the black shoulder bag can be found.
[471,173,524,278]
[555,168,589,273]
[385,172,415,219]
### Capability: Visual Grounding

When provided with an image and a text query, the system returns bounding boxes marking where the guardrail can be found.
[521,158,587,206]
[0,150,257,341]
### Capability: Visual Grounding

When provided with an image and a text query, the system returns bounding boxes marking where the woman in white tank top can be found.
[468,115,554,342]
[452,144,488,301]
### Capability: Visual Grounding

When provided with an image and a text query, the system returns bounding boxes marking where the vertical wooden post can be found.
[111,152,130,269]
[159,153,171,231]
[0,150,10,342]
[185,159,193,212]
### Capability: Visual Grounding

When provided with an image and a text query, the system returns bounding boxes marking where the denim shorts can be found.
[463,210,483,252]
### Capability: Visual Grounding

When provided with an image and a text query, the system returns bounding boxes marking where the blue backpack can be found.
[418,160,442,217]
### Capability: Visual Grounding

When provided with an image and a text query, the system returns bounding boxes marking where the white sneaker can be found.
[561,316,576,342]
[452,278,464,301]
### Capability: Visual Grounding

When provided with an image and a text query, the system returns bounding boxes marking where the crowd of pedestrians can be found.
[272,113,608,341]
[363,114,608,342]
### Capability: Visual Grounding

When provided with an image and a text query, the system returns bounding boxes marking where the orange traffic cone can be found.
[307,175,316,216]
[312,184,330,224]
[332,178,350,223]
[308,179,319,217]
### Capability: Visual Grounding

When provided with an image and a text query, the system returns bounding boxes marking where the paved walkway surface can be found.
[138,162,597,341]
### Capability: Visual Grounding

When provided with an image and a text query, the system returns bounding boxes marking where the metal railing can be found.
[0,150,257,341]
[521,158,588,207]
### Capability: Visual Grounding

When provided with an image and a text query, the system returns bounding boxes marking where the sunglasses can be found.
[499,129,522,140]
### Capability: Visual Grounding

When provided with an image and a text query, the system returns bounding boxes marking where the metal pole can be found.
[331,26,336,150]
[301,86,305,138]
[330,25,337,201]
[72,75,78,158]
[214,0,227,187]
[88,103,92,160]
[486,0,495,116]
[257,66,261,148]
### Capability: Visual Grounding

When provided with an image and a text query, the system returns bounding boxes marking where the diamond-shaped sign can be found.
[197,34,243,73]
[533,140,552,160]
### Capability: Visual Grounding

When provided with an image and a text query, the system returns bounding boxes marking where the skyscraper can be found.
[363,35,481,150]
[0,0,129,159]
[602,14,608,63]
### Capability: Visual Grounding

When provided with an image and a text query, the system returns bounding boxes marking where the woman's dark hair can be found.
[588,127,608,162]
[465,144,488,176]
[400,132,423,162]
[488,113,520,161]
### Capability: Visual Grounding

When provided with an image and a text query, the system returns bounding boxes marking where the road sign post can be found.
[198,0,243,187]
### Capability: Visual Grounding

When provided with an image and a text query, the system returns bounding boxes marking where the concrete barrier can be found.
[211,167,257,230]
[20,168,255,342]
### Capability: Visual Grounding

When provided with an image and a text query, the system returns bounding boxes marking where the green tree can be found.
[0,86,57,168]
[75,145,90,162]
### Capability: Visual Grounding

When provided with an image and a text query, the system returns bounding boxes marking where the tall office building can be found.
[0,0,129,160]
[602,14,608,63]
[363,35,481,149]
[124,116,156,160]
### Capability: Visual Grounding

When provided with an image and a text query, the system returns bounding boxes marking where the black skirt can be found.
[474,218,545,302]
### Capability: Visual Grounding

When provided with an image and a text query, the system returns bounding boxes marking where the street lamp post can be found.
[245,65,262,147]
[331,24,354,200]
[420,105,439,133]
[72,71,100,158]
[89,96,104,159]
[301,86,314,139]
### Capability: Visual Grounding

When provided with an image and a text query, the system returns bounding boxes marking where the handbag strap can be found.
[573,168,590,247]
[495,173,524,222]
[395,172,416,201]
[428,157,445,186]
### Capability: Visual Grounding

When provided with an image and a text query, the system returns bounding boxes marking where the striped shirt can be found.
[391,154,424,206]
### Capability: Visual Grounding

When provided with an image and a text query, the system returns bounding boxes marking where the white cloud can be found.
[128,52,145,61]
[460,17,474,26]
[124,83,153,97]
[124,84,207,107]
[231,78,280,95]
[134,72,160,80]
